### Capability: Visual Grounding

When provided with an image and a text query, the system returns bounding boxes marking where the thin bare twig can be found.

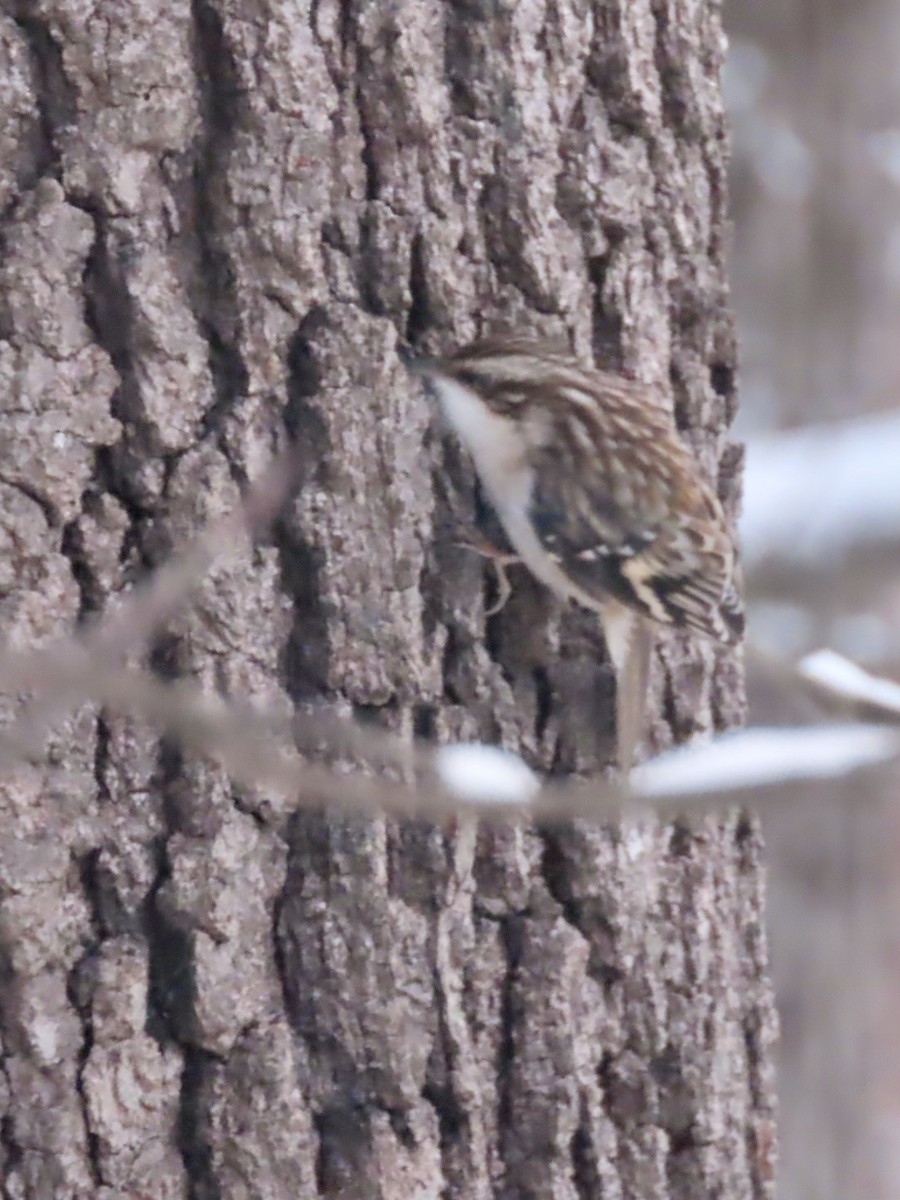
[0,448,300,761]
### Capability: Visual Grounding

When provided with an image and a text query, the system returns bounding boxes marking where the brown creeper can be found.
[412,336,743,766]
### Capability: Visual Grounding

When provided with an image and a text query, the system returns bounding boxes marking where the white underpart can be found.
[432,376,532,507]
[432,375,607,615]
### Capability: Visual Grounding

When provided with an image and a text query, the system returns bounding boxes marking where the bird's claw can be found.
[451,537,519,617]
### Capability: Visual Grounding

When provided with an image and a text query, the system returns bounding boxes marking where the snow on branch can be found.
[797,649,900,725]
[629,724,899,800]
[438,725,899,819]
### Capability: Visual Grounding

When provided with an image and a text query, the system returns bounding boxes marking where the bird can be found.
[410,335,743,770]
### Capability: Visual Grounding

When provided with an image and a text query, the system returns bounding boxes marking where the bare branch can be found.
[0,448,299,758]
[4,654,894,826]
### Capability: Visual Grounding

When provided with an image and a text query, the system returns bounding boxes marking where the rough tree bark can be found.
[0,1,776,1198]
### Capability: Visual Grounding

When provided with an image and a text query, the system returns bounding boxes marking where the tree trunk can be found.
[0,1,776,1198]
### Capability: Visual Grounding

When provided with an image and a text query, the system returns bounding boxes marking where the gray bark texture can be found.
[0,1,776,1198]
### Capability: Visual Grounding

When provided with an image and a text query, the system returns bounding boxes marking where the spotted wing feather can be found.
[526,394,743,644]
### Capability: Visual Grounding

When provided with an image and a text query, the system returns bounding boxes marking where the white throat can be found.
[431,376,524,483]
[429,373,603,613]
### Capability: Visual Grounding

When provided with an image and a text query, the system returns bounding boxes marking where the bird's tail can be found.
[602,601,651,774]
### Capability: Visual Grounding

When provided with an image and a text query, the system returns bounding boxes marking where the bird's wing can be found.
[527,443,743,644]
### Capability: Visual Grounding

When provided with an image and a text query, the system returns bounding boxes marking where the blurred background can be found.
[724,1,900,1195]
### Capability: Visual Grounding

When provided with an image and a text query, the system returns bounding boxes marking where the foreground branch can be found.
[0,450,897,825]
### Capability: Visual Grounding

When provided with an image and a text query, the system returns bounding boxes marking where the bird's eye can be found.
[454,369,482,389]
